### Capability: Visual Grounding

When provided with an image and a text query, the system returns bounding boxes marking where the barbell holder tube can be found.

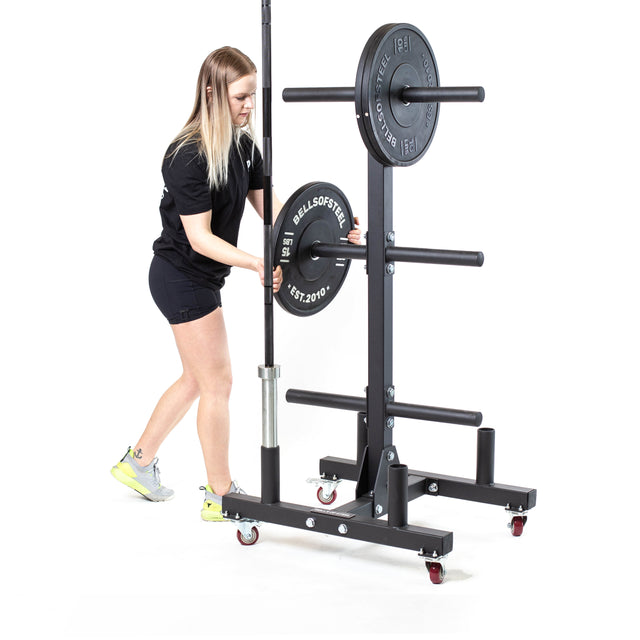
[310,242,483,267]
[282,86,484,104]
[388,464,409,528]
[476,427,495,485]
[286,389,483,427]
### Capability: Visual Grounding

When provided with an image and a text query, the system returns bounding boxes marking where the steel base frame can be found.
[223,154,537,567]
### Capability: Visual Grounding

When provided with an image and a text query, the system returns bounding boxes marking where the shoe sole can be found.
[111,466,174,502]
[201,511,230,522]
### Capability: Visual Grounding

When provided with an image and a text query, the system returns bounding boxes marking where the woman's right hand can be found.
[255,258,283,293]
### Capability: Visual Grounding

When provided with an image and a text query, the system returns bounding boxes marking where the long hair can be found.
[170,47,257,189]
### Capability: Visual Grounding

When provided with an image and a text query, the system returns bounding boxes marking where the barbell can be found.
[273,182,484,316]
[283,23,484,167]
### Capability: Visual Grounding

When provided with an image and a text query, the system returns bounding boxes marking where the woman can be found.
[111,47,361,521]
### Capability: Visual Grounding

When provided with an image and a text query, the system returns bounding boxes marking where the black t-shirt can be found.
[152,134,264,288]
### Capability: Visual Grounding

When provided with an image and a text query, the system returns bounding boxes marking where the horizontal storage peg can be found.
[285,389,365,412]
[401,86,485,103]
[388,402,483,427]
[310,242,366,260]
[282,87,356,102]
[286,389,482,427]
[310,243,484,267]
[282,86,484,104]
[386,247,484,267]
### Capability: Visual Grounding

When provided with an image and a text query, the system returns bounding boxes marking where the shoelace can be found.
[149,457,161,486]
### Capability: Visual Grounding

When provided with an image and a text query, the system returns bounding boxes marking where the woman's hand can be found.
[348,217,362,245]
[254,258,283,293]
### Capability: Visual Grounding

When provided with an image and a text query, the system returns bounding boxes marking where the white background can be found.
[2,0,638,638]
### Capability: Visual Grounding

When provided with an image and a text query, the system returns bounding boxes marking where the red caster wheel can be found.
[317,487,337,505]
[426,562,445,585]
[237,526,259,546]
[510,516,525,537]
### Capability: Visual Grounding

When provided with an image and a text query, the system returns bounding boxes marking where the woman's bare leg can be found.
[132,372,200,467]
[170,307,233,496]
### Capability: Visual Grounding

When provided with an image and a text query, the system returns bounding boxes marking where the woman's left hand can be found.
[348,217,362,245]
[255,259,283,293]
[272,265,283,293]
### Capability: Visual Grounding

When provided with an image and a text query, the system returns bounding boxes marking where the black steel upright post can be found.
[366,156,394,498]
[260,0,279,504]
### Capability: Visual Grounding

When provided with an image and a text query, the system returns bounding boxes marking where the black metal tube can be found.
[286,389,482,428]
[387,464,408,528]
[401,86,485,103]
[310,242,367,260]
[282,87,355,102]
[386,246,484,267]
[310,242,483,267]
[261,445,280,503]
[262,0,274,366]
[476,428,495,485]
[282,86,484,104]
[286,389,366,412]
[259,1,280,507]
[388,402,483,427]
[366,157,395,489]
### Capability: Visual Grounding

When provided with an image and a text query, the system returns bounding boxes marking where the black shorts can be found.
[149,255,222,324]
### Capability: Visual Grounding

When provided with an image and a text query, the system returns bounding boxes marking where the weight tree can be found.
[222,1,537,583]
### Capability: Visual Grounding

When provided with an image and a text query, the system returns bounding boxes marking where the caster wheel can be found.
[510,516,525,537]
[317,487,337,505]
[237,526,259,546]
[426,562,445,585]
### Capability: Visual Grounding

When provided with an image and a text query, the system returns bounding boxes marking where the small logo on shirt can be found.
[246,160,251,169]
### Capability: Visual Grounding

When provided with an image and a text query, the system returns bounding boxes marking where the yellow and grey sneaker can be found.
[200,481,245,522]
[111,448,174,502]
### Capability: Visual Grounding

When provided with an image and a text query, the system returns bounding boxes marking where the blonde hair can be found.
[170,47,257,189]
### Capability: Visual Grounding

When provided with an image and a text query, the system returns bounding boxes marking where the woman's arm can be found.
[181,210,259,270]
[247,189,284,220]
[180,210,282,291]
